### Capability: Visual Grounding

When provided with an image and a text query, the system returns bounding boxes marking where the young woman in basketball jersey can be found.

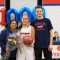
[16,12,35,60]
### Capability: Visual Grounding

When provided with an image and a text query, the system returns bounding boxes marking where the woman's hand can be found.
[6,47,10,53]
[16,43,20,48]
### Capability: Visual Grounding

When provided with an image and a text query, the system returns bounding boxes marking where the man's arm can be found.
[48,29,53,51]
[31,26,35,46]
[49,29,53,45]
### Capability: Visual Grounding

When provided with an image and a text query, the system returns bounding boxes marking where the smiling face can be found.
[10,20,17,30]
[22,15,29,25]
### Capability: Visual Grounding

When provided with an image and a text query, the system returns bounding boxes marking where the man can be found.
[53,31,60,41]
[31,6,53,60]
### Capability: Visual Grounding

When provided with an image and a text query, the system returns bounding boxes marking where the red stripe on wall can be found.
[43,0,60,4]
[0,0,5,5]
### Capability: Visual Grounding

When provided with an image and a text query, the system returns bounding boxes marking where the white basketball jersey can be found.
[20,25,31,38]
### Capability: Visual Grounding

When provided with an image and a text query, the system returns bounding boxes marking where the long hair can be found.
[18,23,22,29]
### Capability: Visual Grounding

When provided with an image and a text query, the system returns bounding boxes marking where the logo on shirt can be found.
[35,22,46,30]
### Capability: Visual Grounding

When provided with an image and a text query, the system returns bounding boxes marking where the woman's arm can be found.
[0,30,6,49]
[31,26,35,46]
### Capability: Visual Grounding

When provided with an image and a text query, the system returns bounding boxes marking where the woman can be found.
[0,20,18,60]
[16,12,35,60]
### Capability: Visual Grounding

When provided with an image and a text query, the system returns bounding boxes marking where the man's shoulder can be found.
[43,18,50,21]
[43,18,51,23]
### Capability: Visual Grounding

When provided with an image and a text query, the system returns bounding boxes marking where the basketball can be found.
[23,36,33,45]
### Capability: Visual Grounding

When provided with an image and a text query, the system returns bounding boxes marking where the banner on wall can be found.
[43,0,60,5]
[0,0,5,6]
[52,45,60,58]
[42,45,60,59]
